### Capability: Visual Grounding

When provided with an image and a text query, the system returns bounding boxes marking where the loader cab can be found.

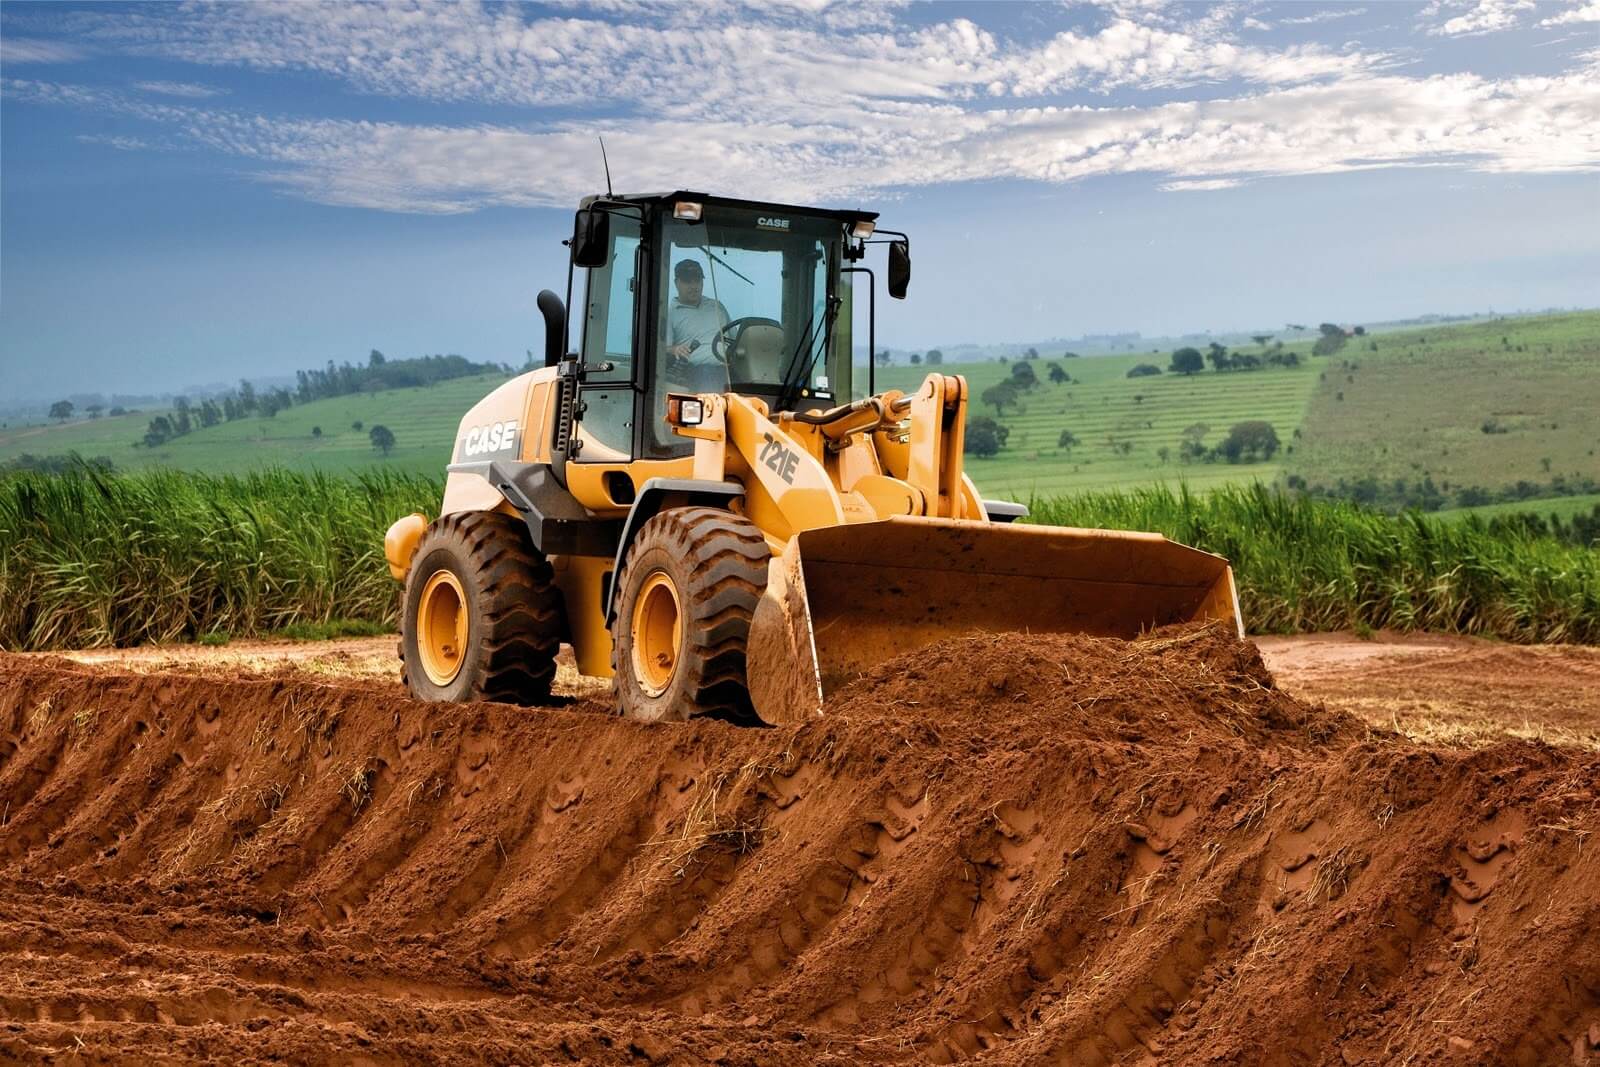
[564,192,888,463]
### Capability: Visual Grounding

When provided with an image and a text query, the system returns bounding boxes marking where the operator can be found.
[666,259,730,393]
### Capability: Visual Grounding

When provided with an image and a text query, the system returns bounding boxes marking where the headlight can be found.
[673,200,703,221]
[666,395,705,426]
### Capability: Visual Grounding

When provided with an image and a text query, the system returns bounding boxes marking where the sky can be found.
[1,0,1598,402]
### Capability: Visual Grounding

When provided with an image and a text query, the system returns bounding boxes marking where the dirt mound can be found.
[2,625,1598,1065]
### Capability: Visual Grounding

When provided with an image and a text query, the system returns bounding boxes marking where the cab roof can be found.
[578,191,878,226]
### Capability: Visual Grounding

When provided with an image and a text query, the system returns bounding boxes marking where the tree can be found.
[981,380,1022,415]
[86,404,105,420]
[925,349,943,366]
[1061,350,1081,359]
[49,400,74,422]
[1218,420,1280,463]
[1057,429,1080,451]
[1352,326,1366,336]
[369,348,386,367]
[238,378,257,414]
[143,415,174,448]
[1126,363,1162,378]
[109,406,127,417]
[1312,333,1346,357]
[352,420,364,432]
[876,350,894,367]
[1048,364,1069,385]
[369,424,396,456]
[965,416,1008,457]
[1252,335,1273,348]
[910,352,922,365]
[1010,361,1039,390]
[1169,348,1204,375]
[312,426,323,438]
[1025,347,1039,360]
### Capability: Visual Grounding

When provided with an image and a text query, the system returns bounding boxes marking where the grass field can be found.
[875,348,1320,499]
[0,374,510,476]
[1432,491,1600,523]
[7,310,1596,511]
[1287,311,1600,496]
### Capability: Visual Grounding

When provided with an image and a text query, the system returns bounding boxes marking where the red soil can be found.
[2,624,1597,1065]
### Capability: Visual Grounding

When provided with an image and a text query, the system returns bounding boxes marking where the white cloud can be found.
[5,3,1595,215]
[133,79,227,98]
[76,133,154,151]
[61,1,1385,116]
[0,37,87,63]
[10,65,1596,213]
[1161,177,1245,191]
[1423,0,1536,36]
[1281,8,1368,26]
[1541,1,1600,25]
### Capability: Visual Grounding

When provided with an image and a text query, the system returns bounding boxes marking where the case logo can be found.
[463,419,518,457]
[756,216,791,231]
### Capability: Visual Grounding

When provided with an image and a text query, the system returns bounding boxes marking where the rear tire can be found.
[400,511,564,705]
[611,507,770,723]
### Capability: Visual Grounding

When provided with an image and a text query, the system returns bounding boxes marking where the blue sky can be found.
[2,0,1597,402]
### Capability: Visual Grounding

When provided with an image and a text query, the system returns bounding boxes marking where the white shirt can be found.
[669,297,729,366]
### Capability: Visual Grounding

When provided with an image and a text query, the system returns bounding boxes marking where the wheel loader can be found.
[384,191,1242,724]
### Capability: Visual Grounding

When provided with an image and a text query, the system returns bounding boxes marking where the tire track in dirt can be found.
[1,627,1597,1065]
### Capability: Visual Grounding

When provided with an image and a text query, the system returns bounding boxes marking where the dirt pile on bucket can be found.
[2,624,1597,1065]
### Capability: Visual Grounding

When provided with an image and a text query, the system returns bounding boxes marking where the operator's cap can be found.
[674,259,704,280]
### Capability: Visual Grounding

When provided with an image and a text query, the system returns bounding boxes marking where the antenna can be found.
[598,136,614,197]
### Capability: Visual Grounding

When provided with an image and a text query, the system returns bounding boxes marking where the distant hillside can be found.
[1287,311,1600,510]
[6,312,1595,517]
[0,374,512,476]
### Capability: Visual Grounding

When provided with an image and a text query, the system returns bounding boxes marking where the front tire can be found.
[400,511,564,705]
[611,507,769,723]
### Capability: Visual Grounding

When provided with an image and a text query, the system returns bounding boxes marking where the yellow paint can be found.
[551,554,614,678]
[521,378,555,464]
[565,456,697,514]
[383,513,428,580]
[417,569,467,685]
[631,571,681,695]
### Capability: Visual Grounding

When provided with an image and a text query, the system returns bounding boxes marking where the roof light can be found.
[673,200,703,221]
[850,220,876,239]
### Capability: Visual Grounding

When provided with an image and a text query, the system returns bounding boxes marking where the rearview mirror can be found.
[571,209,610,269]
[887,240,910,300]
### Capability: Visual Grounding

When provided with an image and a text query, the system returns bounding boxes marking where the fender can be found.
[603,477,746,625]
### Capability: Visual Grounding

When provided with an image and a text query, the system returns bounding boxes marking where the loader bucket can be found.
[746,516,1241,725]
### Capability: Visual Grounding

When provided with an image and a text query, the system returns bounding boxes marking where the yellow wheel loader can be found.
[385,192,1242,724]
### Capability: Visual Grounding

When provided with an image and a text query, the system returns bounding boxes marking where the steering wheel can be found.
[711,317,782,363]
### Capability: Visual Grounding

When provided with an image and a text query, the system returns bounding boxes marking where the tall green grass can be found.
[1029,483,1600,644]
[2,471,1594,651]
[0,468,441,650]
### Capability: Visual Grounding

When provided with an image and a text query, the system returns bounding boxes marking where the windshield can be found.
[658,207,836,404]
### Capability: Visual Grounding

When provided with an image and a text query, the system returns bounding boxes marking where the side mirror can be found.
[887,240,910,300]
[571,209,610,269]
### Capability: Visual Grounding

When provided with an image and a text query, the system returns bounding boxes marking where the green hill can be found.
[1286,311,1600,506]
[875,346,1320,500]
[7,311,1595,512]
[0,374,511,476]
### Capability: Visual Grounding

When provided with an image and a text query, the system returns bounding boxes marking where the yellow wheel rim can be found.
[631,571,681,697]
[418,570,468,686]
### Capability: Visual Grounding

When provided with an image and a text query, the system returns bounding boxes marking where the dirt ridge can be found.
[2,625,1598,1065]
